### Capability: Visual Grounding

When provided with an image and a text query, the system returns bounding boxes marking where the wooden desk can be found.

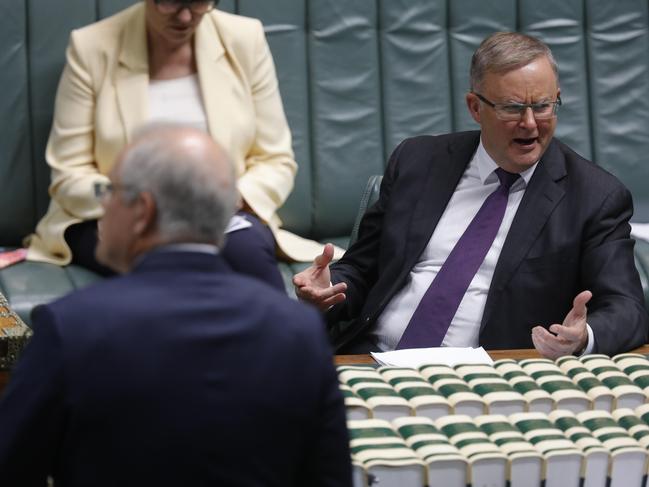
[335,344,649,365]
[2,346,649,398]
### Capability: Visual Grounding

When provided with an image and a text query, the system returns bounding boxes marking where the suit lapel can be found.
[403,133,481,274]
[195,13,233,149]
[115,6,149,143]
[480,139,567,329]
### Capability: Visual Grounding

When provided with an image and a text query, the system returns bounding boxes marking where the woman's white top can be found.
[148,73,209,132]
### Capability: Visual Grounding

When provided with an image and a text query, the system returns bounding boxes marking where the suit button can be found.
[365,317,371,323]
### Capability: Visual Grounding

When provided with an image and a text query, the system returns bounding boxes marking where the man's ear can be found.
[466,92,481,124]
[132,192,157,236]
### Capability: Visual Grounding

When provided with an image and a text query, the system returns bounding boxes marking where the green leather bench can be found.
[3,0,649,324]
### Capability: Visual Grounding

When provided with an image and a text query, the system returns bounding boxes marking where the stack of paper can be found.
[371,346,493,368]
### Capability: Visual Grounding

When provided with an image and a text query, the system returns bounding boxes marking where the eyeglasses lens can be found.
[156,0,214,14]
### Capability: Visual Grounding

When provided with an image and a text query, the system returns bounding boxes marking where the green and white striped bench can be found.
[338,366,411,421]
[455,363,527,415]
[612,353,649,400]
[577,409,648,487]
[436,414,508,487]
[510,411,584,487]
[475,413,543,487]
[340,383,372,420]
[348,418,427,487]
[557,356,615,411]
[580,355,646,409]
[419,365,487,417]
[612,407,649,449]
[494,359,554,413]
[393,416,467,487]
[519,359,591,413]
[549,409,609,487]
[378,367,451,421]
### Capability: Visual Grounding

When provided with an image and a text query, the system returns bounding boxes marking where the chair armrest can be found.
[348,175,383,247]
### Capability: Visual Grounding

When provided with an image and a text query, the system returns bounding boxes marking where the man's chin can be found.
[508,146,542,170]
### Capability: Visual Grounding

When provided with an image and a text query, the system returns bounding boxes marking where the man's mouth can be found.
[513,137,538,146]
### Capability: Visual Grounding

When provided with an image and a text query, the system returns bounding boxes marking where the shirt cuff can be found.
[577,323,595,356]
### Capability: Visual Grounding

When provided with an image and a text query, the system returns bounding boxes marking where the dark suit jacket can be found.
[0,250,351,487]
[330,131,648,354]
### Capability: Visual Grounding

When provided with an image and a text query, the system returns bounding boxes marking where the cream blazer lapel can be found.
[195,14,237,161]
[115,6,149,145]
[113,9,235,151]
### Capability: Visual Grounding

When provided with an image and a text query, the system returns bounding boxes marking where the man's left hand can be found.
[531,290,592,359]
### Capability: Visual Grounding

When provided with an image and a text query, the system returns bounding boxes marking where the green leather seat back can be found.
[6,0,649,249]
[4,0,649,316]
[0,1,36,246]
[587,0,649,219]
[237,0,312,237]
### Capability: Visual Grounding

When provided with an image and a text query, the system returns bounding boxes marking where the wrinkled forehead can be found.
[481,58,559,97]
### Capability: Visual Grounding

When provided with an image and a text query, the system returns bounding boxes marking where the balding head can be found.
[118,123,237,247]
[96,123,238,273]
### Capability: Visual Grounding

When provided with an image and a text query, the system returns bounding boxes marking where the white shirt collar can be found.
[475,139,538,191]
[157,243,219,254]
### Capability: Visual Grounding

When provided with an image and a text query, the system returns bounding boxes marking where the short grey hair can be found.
[470,32,559,91]
[118,123,237,247]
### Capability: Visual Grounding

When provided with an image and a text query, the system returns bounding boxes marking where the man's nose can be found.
[518,106,538,129]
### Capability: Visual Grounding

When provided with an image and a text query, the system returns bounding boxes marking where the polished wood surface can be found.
[335,344,649,365]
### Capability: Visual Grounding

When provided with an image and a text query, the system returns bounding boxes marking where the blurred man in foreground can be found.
[0,123,351,487]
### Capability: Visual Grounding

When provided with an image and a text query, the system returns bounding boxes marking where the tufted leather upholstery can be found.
[2,0,649,322]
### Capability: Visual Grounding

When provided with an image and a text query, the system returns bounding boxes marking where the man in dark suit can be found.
[294,32,648,357]
[0,124,352,486]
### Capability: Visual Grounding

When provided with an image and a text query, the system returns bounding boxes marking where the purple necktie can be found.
[396,168,520,349]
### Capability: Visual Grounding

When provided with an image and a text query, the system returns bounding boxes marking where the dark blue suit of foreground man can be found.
[0,124,352,487]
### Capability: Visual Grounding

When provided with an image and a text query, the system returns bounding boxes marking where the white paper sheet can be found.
[371,346,494,368]
[225,215,252,234]
[631,222,649,242]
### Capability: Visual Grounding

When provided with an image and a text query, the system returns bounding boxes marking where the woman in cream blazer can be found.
[27,1,332,286]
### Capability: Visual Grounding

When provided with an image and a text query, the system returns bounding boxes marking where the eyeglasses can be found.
[472,92,562,121]
[153,0,216,15]
[94,181,137,202]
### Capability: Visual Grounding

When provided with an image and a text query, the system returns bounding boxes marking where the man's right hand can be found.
[293,243,347,311]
